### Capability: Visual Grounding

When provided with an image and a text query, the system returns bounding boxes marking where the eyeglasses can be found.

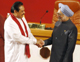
[57,13,63,16]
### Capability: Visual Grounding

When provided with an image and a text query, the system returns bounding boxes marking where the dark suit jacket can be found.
[43,19,77,62]
[0,14,5,62]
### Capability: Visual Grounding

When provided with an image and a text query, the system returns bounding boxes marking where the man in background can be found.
[43,3,77,62]
[4,1,44,62]
[0,14,5,62]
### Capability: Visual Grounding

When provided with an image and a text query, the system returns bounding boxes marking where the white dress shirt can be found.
[4,15,37,62]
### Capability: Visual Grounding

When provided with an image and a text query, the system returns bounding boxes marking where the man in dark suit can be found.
[43,3,77,62]
[0,14,5,62]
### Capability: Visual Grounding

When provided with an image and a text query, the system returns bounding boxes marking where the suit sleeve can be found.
[63,26,77,62]
[43,31,53,46]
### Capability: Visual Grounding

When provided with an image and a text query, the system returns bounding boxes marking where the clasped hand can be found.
[35,39,44,48]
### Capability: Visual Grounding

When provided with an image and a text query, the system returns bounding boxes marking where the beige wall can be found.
[28,45,51,62]
[28,45,80,62]
[73,45,80,62]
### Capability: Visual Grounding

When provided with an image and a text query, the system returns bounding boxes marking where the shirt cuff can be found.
[33,38,37,44]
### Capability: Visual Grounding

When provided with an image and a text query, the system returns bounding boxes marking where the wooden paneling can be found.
[30,28,53,37]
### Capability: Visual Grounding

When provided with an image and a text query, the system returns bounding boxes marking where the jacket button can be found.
[55,37,57,39]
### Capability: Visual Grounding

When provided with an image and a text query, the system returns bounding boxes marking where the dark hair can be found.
[11,1,23,13]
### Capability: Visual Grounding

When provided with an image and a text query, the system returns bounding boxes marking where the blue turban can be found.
[59,3,74,17]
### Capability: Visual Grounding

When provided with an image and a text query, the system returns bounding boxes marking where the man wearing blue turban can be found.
[43,3,77,62]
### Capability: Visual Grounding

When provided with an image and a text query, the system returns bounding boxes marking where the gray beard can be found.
[55,19,62,27]
[58,19,62,21]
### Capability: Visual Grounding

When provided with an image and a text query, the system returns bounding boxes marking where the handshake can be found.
[35,39,44,48]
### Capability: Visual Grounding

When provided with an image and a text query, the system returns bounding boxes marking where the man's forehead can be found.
[57,9,63,14]
[19,5,25,10]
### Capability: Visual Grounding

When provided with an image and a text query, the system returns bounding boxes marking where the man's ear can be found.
[14,10,17,13]
[14,10,18,16]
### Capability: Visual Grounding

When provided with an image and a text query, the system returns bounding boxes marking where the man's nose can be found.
[57,14,60,18]
[23,11,25,14]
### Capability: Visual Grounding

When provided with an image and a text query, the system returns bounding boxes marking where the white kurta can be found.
[4,15,37,62]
